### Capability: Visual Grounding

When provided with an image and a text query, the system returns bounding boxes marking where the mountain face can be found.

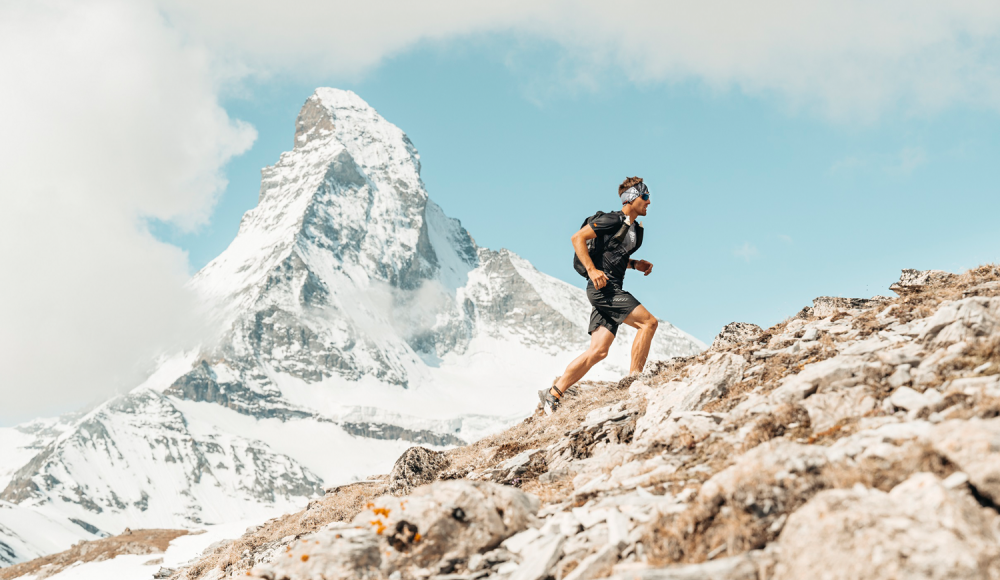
[0,89,704,566]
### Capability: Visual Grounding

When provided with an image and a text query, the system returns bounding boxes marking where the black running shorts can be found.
[586,282,641,336]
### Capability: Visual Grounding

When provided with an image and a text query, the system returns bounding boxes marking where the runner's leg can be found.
[553,326,616,393]
[622,305,659,375]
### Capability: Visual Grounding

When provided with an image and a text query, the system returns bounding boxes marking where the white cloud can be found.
[160,0,1000,120]
[734,242,760,262]
[0,0,254,423]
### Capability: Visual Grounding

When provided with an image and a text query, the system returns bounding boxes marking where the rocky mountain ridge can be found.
[0,88,703,567]
[137,264,1000,580]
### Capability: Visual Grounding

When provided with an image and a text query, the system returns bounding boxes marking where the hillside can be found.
[89,264,996,580]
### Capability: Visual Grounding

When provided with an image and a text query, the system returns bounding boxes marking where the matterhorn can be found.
[0,89,704,565]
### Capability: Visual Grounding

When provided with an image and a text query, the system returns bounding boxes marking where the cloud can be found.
[734,242,760,262]
[0,0,254,424]
[160,0,1000,120]
[777,234,794,245]
[1,0,996,423]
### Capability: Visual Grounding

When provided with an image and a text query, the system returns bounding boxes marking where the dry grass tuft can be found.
[0,529,190,580]
[894,264,1000,324]
[645,466,824,565]
[820,443,956,491]
[940,336,1000,378]
[741,404,811,452]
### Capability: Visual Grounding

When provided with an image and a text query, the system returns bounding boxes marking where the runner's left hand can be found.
[635,260,653,276]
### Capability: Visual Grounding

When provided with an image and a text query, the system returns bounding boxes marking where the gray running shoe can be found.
[538,387,562,416]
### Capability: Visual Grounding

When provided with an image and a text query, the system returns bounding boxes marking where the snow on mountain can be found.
[0,88,704,566]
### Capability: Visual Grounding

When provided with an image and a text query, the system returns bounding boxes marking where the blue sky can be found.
[154,38,1000,344]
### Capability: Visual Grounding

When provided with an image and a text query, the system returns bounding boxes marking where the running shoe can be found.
[538,387,562,416]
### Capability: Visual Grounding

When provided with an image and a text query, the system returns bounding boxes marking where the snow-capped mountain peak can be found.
[0,88,705,567]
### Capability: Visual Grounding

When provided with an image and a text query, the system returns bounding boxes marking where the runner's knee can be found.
[589,346,610,362]
[640,316,658,333]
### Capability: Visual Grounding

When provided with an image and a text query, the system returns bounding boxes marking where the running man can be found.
[540,176,658,415]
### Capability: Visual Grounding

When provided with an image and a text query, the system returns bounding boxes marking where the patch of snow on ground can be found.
[23,519,263,580]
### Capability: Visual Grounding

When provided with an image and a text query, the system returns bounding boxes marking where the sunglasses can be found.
[639,192,650,201]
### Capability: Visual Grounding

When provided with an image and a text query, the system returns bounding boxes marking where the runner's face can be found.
[633,193,651,216]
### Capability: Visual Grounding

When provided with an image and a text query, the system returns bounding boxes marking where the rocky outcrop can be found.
[774,473,1000,580]
[160,264,1000,580]
[710,322,763,350]
[387,447,451,496]
[252,481,538,579]
[889,268,955,294]
[811,295,891,317]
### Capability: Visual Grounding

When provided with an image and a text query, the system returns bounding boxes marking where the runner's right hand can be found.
[588,268,608,289]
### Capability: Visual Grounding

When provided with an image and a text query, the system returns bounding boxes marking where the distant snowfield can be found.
[16,519,262,580]
[173,399,416,484]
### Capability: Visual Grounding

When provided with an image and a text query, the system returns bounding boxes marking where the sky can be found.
[2,0,1000,424]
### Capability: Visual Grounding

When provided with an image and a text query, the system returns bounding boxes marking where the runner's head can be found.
[618,176,651,216]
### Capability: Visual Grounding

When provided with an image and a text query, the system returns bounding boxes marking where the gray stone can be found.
[711,322,764,350]
[812,296,890,318]
[564,544,620,580]
[930,419,1000,505]
[889,387,930,412]
[889,268,955,295]
[637,354,745,429]
[918,296,1000,345]
[388,446,451,496]
[509,533,565,580]
[774,473,1000,580]
[801,386,875,433]
[886,365,912,389]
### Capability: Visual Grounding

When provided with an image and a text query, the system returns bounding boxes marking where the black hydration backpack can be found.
[572,211,631,278]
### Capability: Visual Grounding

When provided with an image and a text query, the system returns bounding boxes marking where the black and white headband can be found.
[620,182,649,204]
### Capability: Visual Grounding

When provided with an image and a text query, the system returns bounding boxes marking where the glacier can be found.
[0,88,705,567]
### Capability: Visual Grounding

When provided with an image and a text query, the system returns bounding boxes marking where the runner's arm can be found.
[571,225,609,289]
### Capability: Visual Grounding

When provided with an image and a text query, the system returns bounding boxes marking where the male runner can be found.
[540,176,658,415]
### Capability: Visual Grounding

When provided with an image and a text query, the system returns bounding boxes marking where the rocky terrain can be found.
[119,264,1000,580]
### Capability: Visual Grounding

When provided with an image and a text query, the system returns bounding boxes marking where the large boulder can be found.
[635,353,745,443]
[387,446,450,496]
[929,419,1000,505]
[252,480,539,579]
[917,296,1000,345]
[358,480,539,572]
[774,473,1000,580]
